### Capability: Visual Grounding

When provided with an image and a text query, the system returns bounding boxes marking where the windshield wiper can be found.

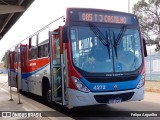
[89,23,110,59]
[113,25,126,58]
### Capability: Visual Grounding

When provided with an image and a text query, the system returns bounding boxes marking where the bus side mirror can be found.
[143,38,147,57]
[62,26,68,43]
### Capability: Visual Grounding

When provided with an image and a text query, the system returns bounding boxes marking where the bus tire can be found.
[42,77,51,105]
[46,89,51,103]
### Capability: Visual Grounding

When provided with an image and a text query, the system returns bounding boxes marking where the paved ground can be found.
[145,80,160,93]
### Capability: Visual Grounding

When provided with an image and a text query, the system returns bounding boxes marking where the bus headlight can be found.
[137,75,145,89]
[72,76,90,93]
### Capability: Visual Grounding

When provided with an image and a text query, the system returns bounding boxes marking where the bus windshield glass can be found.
[70,25,142,73]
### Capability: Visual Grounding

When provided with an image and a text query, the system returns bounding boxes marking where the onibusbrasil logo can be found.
[1,112,42,118]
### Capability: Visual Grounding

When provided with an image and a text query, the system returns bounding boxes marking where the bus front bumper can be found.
[67,86,144,108]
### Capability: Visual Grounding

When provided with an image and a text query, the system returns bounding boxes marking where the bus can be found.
[7,51,16,87]
[7,8,147,108]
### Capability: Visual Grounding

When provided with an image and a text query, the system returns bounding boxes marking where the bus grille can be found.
[94,92,134,103]
[85,75,138,83]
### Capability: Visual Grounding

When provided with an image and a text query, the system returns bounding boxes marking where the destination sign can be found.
[78,12,132,24]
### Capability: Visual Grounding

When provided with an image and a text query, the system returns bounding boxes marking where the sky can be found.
[0,0,139,61]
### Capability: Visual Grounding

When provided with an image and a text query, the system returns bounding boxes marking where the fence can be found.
[145,45,160,81]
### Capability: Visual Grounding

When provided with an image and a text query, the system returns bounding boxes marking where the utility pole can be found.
[149,42,152,81]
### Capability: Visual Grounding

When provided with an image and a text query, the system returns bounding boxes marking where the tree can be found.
[1,53,7,68]
[132,0,160,42]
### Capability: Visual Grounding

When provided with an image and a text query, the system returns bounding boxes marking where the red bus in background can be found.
[7,8,147,108]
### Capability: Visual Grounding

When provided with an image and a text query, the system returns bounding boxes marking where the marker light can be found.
[72,76,90,93]
[137,75,145,89]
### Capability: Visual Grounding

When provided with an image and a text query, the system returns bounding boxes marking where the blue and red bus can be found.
[7,8,147,108]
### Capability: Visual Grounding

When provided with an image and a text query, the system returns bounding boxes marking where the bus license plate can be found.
[109,98,122,104]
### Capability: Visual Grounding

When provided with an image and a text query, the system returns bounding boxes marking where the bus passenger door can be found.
[50,32,62,102]
[8,51,16,87]
[49,27,67,106]
[20,45,29,92]
[15,46,22,90]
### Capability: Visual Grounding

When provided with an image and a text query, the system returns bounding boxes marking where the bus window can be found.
[31,35,37,47]
[29,35,38,60]
[29,47,38,60]
[38,42,49,58]
[114,29,142,72]
[38,28,49,58]
[21,47,27,67]
[14,46,20,63]
[53,38,60,64]
[38,28,49,44]
[14,52,17,63]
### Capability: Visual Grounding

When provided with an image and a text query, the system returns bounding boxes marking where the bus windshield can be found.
[70,25,142,73]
